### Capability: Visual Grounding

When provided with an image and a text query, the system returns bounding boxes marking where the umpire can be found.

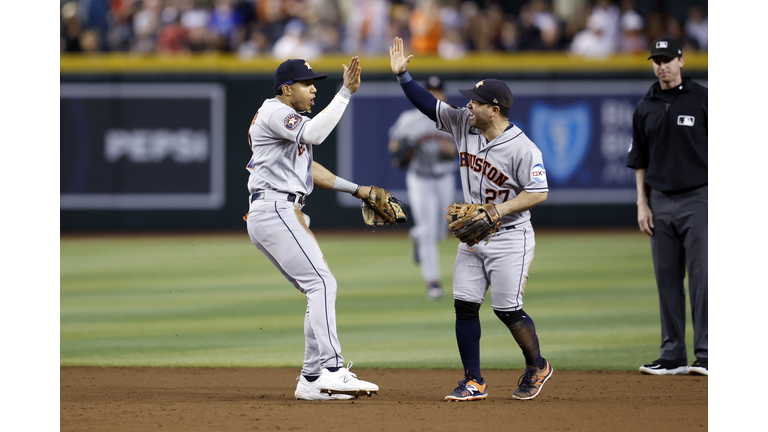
[627,38,708,376]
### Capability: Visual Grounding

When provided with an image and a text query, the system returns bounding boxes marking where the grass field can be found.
[60,229,697,371]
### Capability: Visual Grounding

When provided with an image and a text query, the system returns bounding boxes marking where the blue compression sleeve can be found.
[396,71,438,122]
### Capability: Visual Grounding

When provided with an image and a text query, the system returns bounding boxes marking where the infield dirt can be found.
[61,366,707,431]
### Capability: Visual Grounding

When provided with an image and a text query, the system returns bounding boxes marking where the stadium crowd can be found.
[60,0,707,59]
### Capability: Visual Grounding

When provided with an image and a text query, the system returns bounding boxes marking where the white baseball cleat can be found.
[317,361,379,397]
[295,375,354,400]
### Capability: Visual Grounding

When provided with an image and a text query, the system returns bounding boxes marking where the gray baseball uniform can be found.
[389,108,456,287]
[435,100,548,310]
[245,98,343,377]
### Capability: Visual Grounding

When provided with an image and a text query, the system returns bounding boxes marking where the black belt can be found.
[498,224,516,232]
[250,191,305,205]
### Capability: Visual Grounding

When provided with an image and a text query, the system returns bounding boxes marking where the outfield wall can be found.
[60,53,707,231]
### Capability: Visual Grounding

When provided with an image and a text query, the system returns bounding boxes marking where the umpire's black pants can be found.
[649,186,708,365]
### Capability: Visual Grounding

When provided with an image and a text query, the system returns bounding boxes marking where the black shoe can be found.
[688,359,708,376]
[639,359,689,375]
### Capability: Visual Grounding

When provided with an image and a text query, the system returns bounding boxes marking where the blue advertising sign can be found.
[60,83,226,209]
[336,80,705,207]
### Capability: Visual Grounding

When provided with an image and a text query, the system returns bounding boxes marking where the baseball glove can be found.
[361,186,408,227]
[445,203,501,246]
[390,141,414,169]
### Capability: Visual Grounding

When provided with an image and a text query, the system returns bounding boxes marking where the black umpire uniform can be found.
[627,38,708,375]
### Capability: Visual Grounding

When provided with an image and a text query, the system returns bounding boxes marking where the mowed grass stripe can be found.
[60,230,696,369]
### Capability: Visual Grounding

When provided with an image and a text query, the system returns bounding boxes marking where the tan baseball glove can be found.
[446,203,501,246]
[361,186,408,227]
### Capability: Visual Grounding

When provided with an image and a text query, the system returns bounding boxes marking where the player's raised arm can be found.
[389,37,438,122]
[301,56,361,145]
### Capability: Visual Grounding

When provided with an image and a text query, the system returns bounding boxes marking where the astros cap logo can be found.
[304,62,312,70]
[475,81,484,89]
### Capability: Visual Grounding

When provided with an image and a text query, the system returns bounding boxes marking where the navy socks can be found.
[455,316,482,381]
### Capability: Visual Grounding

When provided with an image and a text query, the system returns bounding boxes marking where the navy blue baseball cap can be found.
[274,59,327,91]
[459,79,513,111]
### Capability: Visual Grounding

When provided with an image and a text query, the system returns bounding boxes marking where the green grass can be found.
[60,229,697,370]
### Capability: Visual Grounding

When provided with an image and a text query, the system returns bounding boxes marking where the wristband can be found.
[338,86,352,100]
[333,176,359,194]
[396,71,412,84]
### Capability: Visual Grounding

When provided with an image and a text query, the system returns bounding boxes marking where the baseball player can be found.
[388,75,457,299]
[389,37,553,401]
[245,57,379,400]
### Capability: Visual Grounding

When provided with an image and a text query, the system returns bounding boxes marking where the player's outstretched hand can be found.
[389,37,413,74]
[342,56,362,94]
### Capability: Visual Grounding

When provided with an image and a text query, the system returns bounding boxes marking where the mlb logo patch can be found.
[677,115,695,127]
[656,41,668,49]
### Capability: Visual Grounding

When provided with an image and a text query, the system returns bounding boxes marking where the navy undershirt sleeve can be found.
[396,71,438,122]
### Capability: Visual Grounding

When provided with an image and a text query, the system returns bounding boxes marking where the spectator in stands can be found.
[343,0,392,54]
[619,7,646,54]
[60,0,707,56]
[237,24,271,58]
[684,5,707,51]
[157,6,190,54]
[562,0,591,47]
[131,0,162,53]
[179,0,211,52]
[517,2,545,50]
[389,2,412,45]
[528,0,562,50]
[436,0,467,58]
[438,28,467,59]
[569,10,614,58]
[409,0,442,54]
[496,14,519,52]
[61,1,83,52]
[207,0,237,52]
[79,28,102,53]
[590,0,621,52]
[105,0,137,52]
[305,0,344,53]
[79,0,110,51]
[272,18,322,60]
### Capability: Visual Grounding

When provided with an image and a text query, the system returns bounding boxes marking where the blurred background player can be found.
[388,75,457,300]
[627,38,708,376]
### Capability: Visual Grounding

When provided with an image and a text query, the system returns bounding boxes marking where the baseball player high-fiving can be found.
[245,57,380,400]
[389,37,553,401]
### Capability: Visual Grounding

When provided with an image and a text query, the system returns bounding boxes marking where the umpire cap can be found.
[648,38,683,60]
[274,59,328,91]
[458,79,513,111]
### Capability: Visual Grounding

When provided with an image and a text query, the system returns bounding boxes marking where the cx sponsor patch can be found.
[284,114,302,130]
[532,163,547,183]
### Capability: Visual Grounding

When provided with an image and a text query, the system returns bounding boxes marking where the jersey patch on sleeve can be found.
[532,163,547,183]
[284,114,303,130]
